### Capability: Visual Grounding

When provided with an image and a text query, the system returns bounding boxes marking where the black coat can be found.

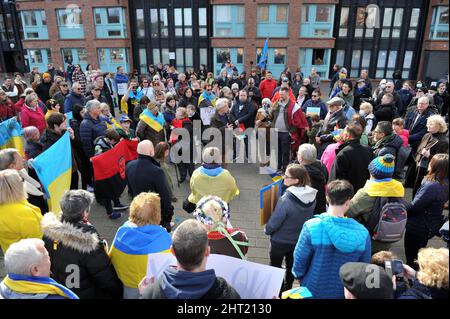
[230,99,254,129]
[304,160,328,214]
[329,139,374,192]
[374,103,397,123]
[399,280,448,299]
[125,155,174,225]
[353,87,372,111]
[41,213,123,299]
[404,108,433,152]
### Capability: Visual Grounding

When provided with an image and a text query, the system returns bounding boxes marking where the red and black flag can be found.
[92,139,138,200]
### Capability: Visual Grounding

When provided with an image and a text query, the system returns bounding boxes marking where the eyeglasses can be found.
[61,84,68,87]
[284,175,296,180]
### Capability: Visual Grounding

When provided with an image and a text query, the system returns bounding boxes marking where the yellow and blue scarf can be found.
[139,109,166,133]
[3,274,79,299]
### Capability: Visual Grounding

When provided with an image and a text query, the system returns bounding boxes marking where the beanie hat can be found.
[42,72,51,79]
[368,154,395,180]
[231,83,239,90]
[339,262,394,299]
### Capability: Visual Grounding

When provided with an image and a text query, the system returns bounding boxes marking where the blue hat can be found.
[119,115,132,123]
[368,154,395,180]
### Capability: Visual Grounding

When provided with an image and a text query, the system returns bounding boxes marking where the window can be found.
[0,15,6,41]
[136,9,144,38]
[299,48,331,79]
[139,49,147,74]
[355,7,366,38]
[237,48,244,64]
[335,50,345,67]
[430,6,449,39]
[150,9,168,38]
[301,5,334,38]
[392,9,403,38]
[175,48,193,71]
[200,48,208,66]
[213,5,245,37]
[409,8,420,38]
[199,8,207,37]
[161,49,170,65]
[376,50,387,78]
[257,5,289,37]
[402,51,413,78]
[174,8,192,37]
[382,8,402,38]
[274,49,286,64]
[276,5,289,22]
[216,48,231,65]
[94,7,125,38]
[339,7,349,36]
[351,50,361,77]
[56,8,84,39]
[107,8,121,24]
[29,49,43,63]
[257,5,269,22]
[21,10,48,40]
[98,48,129,72]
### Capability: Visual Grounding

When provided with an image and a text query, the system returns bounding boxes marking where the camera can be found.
[385,259,408,296]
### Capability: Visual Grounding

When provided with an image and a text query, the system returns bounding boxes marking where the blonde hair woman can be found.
[400,248,448,299]
[193,195,248,259]
[109,192,172,299]
[0,169,42,253]
[412,114,449,196]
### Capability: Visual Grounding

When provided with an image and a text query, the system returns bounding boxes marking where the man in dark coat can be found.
[404,96,434,154]
[125,140,174,232]
[230,90,254,129]
[377,81,403,116]
[329,121,374,192]
[374,93,397,123]
[140,220,240,299]
[80,100,106,158]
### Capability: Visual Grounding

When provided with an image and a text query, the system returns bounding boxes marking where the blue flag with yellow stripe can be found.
[109,222,172,288]
[31,131,72,213]
[0,117,25,157]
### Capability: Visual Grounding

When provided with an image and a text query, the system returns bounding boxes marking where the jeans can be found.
[277,132,291,172]
[270,241,296,292]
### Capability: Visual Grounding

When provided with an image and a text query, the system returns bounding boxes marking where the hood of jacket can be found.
[374,133,403,150]
[317,213,369,253]
[286,185,317,204]
[160,267,216,299]
[40,212,100,254]
[305,160,328,184]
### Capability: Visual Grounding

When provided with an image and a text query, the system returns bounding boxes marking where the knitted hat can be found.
[368,154,395,180]
[339,262,394,299]
[42,72,51,79]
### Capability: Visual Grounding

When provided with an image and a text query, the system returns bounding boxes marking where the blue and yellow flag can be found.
[3,274,79,299]
[31,131,72,212]
[139,109,165,133]
[109,222,172,288]
[0,117,25,157]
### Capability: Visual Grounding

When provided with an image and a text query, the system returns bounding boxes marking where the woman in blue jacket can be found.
[264,164,317,292]
[405,153,449,269]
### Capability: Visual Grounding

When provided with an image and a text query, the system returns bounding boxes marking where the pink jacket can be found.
[321,142,343,173]
[396,129,409,147]
[21,106,46,133]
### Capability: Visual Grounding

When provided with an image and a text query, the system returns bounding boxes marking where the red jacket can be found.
[0,99,14,120]
[170,117,192,144]
[259,79,277,99]
[287,100,309,131]
[21,106,46,133]
[271,88,296,104]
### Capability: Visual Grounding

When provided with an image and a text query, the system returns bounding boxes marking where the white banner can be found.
[146,253,285,299]
[117,83,128,96]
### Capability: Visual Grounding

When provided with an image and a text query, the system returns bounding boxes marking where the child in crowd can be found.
[116,115,136,140]
[93,128,127,219]
[308,114,322,148]
[392,118,409,147]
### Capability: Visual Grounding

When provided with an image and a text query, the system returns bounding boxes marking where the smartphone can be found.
[391,259,404,277]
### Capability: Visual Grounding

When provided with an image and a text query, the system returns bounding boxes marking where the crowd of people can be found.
[0,60,449,300]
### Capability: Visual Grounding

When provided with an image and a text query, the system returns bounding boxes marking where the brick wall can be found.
[210,0,337,75]
[16,0,132,71]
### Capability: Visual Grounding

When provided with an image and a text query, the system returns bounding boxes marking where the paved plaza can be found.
[0,162,447,281]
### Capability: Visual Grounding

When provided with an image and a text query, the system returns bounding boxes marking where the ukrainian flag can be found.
[139,109,165,133]
[31,131,72,213]
[109,222,172,289]
[2,274,79,299]
[0,117,25,157]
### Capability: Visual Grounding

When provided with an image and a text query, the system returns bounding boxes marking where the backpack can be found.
[366,197,407,243]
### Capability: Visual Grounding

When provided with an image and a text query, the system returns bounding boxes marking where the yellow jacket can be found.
[188,166,239,204]
[0,200,43,253]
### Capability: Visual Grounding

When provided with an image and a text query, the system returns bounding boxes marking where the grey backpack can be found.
[367,197,407,243]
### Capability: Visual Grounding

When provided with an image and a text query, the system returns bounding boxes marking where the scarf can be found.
[3,274,79,299]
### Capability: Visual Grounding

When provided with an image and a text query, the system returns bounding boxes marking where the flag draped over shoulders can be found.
[139,109,165,132]
[0,117,25,157]
[31,131,72,213]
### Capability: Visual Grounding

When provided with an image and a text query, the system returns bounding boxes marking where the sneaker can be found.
[108,211,122,219]
[113,203,129,211]
[86,185,94,193]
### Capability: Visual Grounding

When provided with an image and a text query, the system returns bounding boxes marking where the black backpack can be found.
[366,197,407,243]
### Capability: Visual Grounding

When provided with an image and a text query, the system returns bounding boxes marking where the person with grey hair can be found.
[376,81,404,116]
[139,219,240,299]
[63,81,85,113]
[21,92,46,134]
[39,190,123,299]
[297,144,328,213]
[0,148,47,213]
[80,99,106,158]
[0,238,79,299]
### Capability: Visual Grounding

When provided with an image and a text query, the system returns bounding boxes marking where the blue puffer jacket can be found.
[406,179,449,238]
[265,186,316,246]
[64,91,86,113]
[292,213,371,299]
[80,113,106,158]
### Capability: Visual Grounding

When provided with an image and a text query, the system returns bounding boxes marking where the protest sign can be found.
[200,106,215,125]
[146,253,285,299]
[260,179,283,225]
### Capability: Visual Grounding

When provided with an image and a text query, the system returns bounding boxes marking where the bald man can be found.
[125,140,174,232]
